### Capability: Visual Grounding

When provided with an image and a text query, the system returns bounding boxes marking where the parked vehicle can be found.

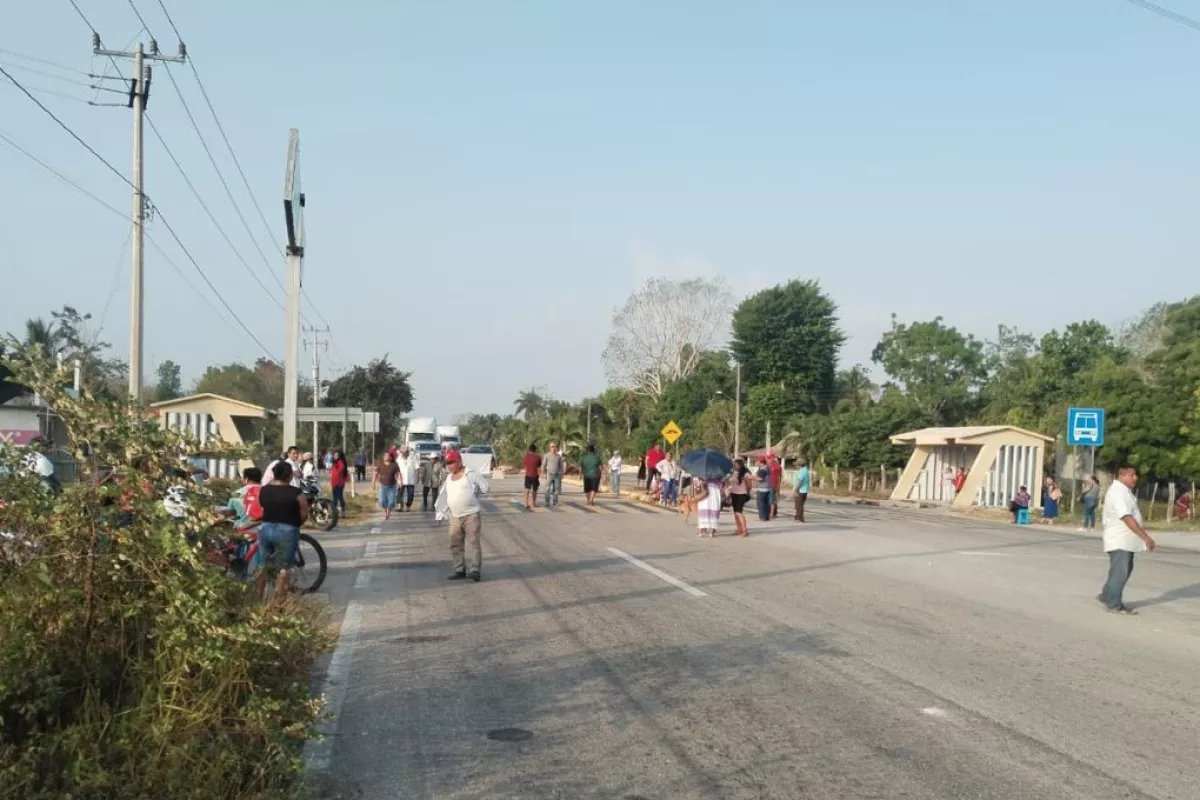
[301,476,338,531]
[413,441,442,462]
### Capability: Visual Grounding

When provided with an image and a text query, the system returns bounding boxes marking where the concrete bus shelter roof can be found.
[890,426,1054,447]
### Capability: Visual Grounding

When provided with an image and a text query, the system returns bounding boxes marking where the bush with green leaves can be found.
[0,345,331,800]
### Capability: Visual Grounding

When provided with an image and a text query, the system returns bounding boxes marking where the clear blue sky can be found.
[3,0,1199,421]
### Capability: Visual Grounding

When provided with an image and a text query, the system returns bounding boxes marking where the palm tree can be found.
[24,318,61,360]
[513,388,547,422]
[835,365,876,410]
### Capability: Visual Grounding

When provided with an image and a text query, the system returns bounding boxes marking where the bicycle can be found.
[207,520,328,595]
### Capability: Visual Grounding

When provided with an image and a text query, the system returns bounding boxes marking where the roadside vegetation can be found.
[459,281,1200,506]
[0,344,331,800]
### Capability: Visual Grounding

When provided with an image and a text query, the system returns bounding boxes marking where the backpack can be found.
[243,484,264,521]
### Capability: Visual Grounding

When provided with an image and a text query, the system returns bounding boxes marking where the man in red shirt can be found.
[645,444,665,492]
[522,444,543,509]
[768,453,784,519]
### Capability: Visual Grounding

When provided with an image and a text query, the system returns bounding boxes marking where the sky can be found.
[3,0,1199,422]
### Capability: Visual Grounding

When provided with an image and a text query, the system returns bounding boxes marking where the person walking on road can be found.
[608,450,623,496]
[1099,466,1155,614]
[729,458,753,537]
[542,442,564,507]
[523,444,542,509]
[373,451,401,521]
[430,456,448,509]
[419,456,436,511]
[397,446,419,512]
[579,444,603,506]
[792,458,811,522]
[354,449,368,482]
[656,452,679,507]
[435,449,491,582]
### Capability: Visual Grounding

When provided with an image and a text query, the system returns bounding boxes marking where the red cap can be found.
[444,450,462,463]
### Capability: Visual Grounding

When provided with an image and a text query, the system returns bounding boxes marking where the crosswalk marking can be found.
[472,499,670,516]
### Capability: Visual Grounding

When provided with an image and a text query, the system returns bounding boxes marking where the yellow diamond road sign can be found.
[661,420,683,444]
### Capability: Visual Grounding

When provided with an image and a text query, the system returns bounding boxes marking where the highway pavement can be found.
[306,478,1200,799]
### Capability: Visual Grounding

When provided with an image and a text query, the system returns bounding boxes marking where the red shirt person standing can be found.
[768,454,783,519]
[645,444,665,491]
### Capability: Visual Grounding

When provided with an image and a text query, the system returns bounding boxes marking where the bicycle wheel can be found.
[289,533,327,594]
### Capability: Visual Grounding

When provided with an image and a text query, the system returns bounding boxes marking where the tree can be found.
[513,387,548,422]
[23,318,61,360]
[694,399,738,453]
[460,413,503,446]
[742,383,795,449]
[834,365,876,411]
[599,387,640,436]
[871,315,987,425]
[324,357,414,448]
[153,360,183,402]
[730,280,844,414]
[602,277,734,399]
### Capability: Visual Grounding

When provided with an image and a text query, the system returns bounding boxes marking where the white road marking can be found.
[953,551,1014,557]
[370,526,381,534]
[305,570,371,771]
[607,547,707,597]
[364,541,379,558]
[921,707,947,717]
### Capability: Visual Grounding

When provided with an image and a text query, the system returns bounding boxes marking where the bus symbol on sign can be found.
[1067,407,1105,447]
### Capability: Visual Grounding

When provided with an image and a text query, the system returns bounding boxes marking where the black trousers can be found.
[422,485,440,508]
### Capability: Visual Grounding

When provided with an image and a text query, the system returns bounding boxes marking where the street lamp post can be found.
[715,361,742,457]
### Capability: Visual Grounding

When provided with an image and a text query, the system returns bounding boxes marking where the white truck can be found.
[404,417,438,447]
[436,425,461,451]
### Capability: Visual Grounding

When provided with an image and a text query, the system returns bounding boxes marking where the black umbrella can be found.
[680,448,734,482]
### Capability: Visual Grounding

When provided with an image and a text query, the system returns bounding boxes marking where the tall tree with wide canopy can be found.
[603,277,734,399]
[871,315,987,426]
[730,280,844,415]
[324,356,415,448]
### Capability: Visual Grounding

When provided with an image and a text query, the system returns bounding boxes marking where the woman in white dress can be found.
[696,478,723,538]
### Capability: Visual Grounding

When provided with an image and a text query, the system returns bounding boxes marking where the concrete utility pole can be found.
[282,130,304,451]
[586,402,593,443]
[304,326,329,457]
[92,35,186,402]
[734,362,742,458]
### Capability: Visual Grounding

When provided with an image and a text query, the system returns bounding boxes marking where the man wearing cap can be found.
[435,449,491,582]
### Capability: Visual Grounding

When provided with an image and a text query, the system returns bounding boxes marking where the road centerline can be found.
[606,547,707,597]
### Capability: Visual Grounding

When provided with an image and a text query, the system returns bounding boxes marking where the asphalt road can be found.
[306,479,1200,800]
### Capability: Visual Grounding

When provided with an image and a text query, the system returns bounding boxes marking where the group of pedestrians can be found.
[371,445,444,520]
[521,441,607,508]
[692,454,811,538]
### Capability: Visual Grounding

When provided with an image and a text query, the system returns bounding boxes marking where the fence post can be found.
[1148,481,1159,521]
[881,464,887,492]
[1168,482,1177,522]
[833,465,839,490]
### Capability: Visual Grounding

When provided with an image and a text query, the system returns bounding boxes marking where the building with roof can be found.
[151,393,271,478]
[890,425,1055,509]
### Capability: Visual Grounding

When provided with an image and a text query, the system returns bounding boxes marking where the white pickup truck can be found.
[461,445,496,475]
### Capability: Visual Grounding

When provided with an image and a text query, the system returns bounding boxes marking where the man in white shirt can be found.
[608,451,623,496]
[656,452,680,506]
[397,446,420,512]
[1099,466,1156,614]
[263,446,304,488]
[434,449,491,582]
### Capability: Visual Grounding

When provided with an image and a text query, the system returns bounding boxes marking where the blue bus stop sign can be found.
[1067,407,1105,447]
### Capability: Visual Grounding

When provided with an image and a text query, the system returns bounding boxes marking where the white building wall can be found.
[161,411,240,480]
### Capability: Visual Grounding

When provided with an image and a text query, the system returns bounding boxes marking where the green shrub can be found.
[0,346,332,799]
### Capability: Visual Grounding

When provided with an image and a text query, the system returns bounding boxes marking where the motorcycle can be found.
[301,476,338,531]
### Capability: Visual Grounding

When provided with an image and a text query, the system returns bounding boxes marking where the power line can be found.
[0,59,126,93]
[127,1,285,299]
[144,112,286,314]
[0,47,90,76]
[152,0,335,330]
[0,125,241,338]
[0,80,277,362]
[1121,0,1200,32]
[0,77,94,105]
[0,63,132,185]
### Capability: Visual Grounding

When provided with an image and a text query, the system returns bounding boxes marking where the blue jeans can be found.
[1082,502,1097,529]
[544,474,562,506]
[662,479,678,504]
[756,491,771,521]
[258,522,300,573]
[1101,550,1135,609]
[379,484,398,509]
[610,472,621,495]
[332,485,346,513]
[401,484,415,508]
